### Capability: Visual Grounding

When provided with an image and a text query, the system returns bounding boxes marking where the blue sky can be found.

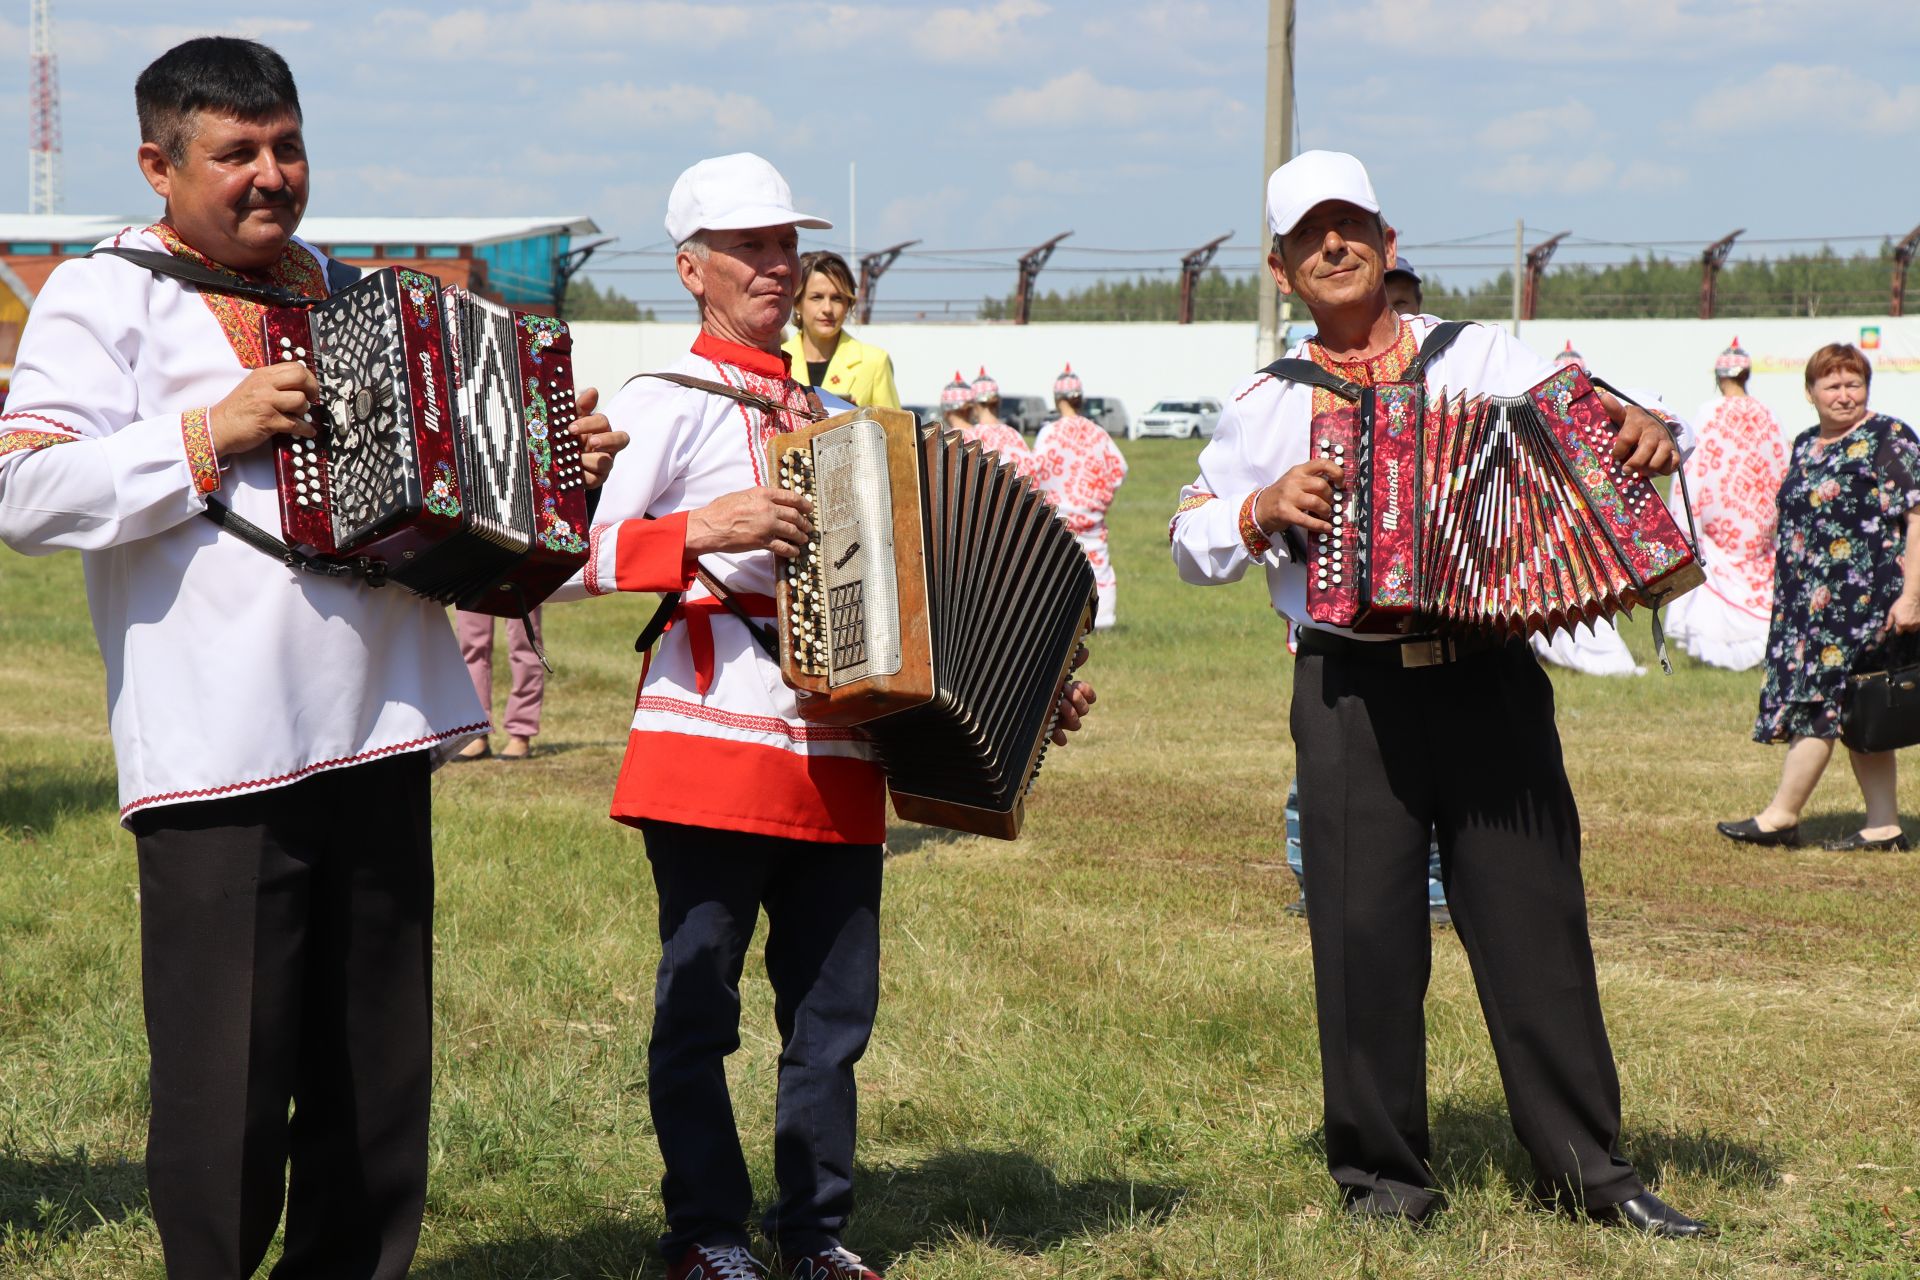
[2,0,1917,317]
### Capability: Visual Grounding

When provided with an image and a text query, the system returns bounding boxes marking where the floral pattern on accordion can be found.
[1755,413,1920,742]
[1031,414,1128,588]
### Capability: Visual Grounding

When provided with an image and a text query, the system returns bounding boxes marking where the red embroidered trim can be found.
[0,429,80,458]
[1235,374,1275,402]
[0,410,80,435]
[181,407,219,494]
[148,223,327,370]
[118,721,490,818]
[634,695,867,743]
[1239,490,1272,557]
[584,522,609,596]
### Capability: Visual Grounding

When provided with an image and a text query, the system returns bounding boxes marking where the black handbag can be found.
[1841,663,1920,752]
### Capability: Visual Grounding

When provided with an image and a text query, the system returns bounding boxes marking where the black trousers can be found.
[641,820,883,1261]
[1291,640,1643,1216]
[131,752,434,1279]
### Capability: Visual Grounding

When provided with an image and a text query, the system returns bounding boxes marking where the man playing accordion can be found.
[0,37,623,1279]
[1170,150,1708,1237]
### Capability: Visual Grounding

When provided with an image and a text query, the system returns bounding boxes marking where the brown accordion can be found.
[1299,363,1701,638]
[260,267,589,616]
[768,407,1097,839]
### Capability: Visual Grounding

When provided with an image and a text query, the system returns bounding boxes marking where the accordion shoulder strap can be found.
[1404,320,1471,383]
[85,245,322,307]
[629,370,827,422]
[1256,358,1363,402]
[201,497,388,585]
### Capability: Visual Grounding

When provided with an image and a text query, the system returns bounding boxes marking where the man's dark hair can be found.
[136,37,302,164]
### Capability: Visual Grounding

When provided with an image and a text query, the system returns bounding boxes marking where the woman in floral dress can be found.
[1718,344,1920,851]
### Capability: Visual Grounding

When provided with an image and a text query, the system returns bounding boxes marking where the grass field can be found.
[3,438,1918,1279]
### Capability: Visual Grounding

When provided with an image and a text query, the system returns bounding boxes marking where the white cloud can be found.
[1468,151,1618,196]
[987,68,1223,129]
[570,83,779,144]
[909,0,1049,62]
[1689,63,1920,135]
[1319,0,1837,60]
[371,1,753,61]
[1476,100,1598,153]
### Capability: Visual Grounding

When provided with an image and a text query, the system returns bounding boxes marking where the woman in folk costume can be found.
[1661,338,1789,670]
[1528,341,1649,676]
[1032,364,1128,628]
[938,370,975,432]
[958,366,1034,477]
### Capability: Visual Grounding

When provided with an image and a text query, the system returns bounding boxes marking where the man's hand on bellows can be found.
[209,361,319,457]
[1050,678,1096,745]
[688,487,814,558]
[1257,458,1344,536]
[567,387,628,490]
[1599,390,1679,477]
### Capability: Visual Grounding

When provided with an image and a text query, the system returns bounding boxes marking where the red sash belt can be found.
[666,593,778,695]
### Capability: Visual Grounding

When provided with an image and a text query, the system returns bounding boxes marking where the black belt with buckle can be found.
[1295,627,1506,668]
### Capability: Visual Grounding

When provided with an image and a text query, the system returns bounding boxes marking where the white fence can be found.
[569,315,1920,441]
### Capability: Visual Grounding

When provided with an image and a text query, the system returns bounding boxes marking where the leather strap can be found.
[1258,357,1362,402]
[201,497,389,586]
[630,370,827,422]
[86,245,322,307]
[1403,320,1471,383]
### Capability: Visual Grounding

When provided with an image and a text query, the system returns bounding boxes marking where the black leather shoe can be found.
[1592,1191,1711,1238]
[1342,1188,1440,1227]
[1716,817,1801,848]
[1822,830,1911,851]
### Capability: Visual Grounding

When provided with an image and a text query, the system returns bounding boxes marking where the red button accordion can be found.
[1303,363,1702,637]
[260,267,589,616]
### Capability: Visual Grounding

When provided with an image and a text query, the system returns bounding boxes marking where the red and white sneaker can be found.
[667,1242,770,1280]
[783,1246,883,1280]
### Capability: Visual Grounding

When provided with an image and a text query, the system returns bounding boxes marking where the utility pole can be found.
[1521,230,1569,321]
[1013,231,1071,325]
[1179,232,1232,324]
[1700,229,1743,321]
[1510,220,1523,335]
[1255,0,1295,364]
[855,240,917,325]
[1892,224,1920,318]
[29,0,62,215]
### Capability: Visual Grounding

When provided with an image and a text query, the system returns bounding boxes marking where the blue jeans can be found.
[641,821,883,1261]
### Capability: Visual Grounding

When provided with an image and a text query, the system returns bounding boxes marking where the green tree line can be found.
[979,243,1911,322]
[562,277,654,321]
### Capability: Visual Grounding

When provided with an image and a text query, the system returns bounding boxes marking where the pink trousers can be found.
[454,608,544,738]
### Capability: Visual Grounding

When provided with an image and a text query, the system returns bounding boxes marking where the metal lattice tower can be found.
[29,0,63,215]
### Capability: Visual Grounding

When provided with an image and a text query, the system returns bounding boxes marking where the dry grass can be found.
[3,438,1918,1278]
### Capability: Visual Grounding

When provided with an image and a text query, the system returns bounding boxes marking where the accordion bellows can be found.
[1306,365,1702,636]
[770,408,1097,839]
[262,267,589,615]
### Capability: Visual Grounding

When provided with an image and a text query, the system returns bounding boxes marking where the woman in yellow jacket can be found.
[782,250,901,409]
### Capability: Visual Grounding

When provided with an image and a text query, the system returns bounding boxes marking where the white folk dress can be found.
[1658,394,1789,671]
[551,332,886,844]
[1170,316,1693,643]
[0,225,484,825]
[958,418,1035,479]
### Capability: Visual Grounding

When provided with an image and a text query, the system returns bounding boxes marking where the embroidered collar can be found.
[693,330,791,381]
[148,222,325,297]
[1307,317,1418,387]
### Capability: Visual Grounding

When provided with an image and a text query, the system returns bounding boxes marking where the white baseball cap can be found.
[1266,150,1380,238]
[665,152,832,246]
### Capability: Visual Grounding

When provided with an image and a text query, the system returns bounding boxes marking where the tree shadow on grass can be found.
[0,1148,149,1244]
[851,1147,1186,1263]
[0,762,117,838]
[413,1216,662,1280]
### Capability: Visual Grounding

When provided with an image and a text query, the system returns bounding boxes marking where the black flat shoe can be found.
[1591,1191,1711,1239]
[1821,830,1911,851]
[1716,817,1801,848]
